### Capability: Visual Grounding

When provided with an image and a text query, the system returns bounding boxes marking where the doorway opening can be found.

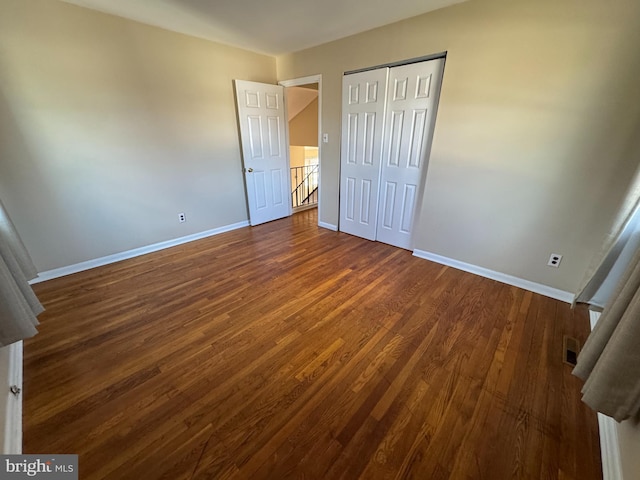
[234,75,322,227]
[280,76,322,219]
[286,83,318,212]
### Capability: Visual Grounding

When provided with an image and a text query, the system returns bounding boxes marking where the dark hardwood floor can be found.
[25,209,601,479]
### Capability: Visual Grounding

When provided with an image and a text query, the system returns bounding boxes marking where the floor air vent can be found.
[563,335,580,366]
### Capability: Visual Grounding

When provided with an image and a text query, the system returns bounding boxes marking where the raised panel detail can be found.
[393,78,408,101]
[247,116,263,159]
[349,84,360,105]
[271,169,283,205]
[400,184,417,233]
[347,114,358,164]
[265,93,279,109]
[360,179,372,224]
[365,81,378,103]
[407,109,427,168]
[267,116,281,157]
[387,111,404,166]
[245,91,260,108]
[254,171,267,209]
[363,113,376,165]
[346,177,356,221]
[415,75,432,99]
[382,182,397,229]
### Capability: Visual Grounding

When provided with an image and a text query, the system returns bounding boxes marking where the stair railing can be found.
[291,165,319,209]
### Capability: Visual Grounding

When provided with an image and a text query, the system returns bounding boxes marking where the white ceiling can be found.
[60,0,467,56]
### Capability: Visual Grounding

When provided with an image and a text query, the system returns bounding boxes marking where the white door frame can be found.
[279,75,323,227]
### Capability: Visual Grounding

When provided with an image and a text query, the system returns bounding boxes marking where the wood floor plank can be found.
[24,209,602,479]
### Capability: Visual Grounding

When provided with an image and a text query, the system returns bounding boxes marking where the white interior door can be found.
[235,80,291,226]
[376,59,444,249]
[339,68,389,240]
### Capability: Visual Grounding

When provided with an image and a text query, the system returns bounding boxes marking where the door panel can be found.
[267,117,281,156]
[235,80,290,226]
[360,179,372,223]
[400,184,417,233]
[339,68,389,240]
[271,169,284,205]
[387,111,404,166]
[376,59,444,249]
[382,182,397,229]
[345,177,356,221]
[408,110,427,167]
[254,172,267,209]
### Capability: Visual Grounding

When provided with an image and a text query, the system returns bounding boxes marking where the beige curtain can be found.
[0,198,42,346]
[573,243,640,422]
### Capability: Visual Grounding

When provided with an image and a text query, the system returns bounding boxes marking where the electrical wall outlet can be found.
[178,213,186,223]
[547,253,562,268]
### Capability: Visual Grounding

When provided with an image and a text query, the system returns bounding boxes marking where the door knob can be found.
[246,168,253,173]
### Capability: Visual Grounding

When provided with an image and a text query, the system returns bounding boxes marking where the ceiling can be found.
[60,0,467,56]
[287,87,318,121]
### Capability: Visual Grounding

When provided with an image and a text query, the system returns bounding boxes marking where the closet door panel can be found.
[339,69,389,241]
[377,59,444,249]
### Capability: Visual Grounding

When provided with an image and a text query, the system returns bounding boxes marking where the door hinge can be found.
[9,385,21,396]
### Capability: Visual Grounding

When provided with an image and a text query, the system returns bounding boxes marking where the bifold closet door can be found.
[338,68,389,241]
[339,58,444,249]
[376,59,444,249]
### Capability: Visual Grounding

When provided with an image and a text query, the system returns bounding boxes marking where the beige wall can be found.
[289,146,306,168]
[289,98,318,147]
[276,0,640,292]
[3,0,640,293]
[0,0,276,272]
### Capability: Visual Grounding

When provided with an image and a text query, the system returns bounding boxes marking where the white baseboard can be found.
[318,221,338,231]
[31,221,250,283]
[412,249,574,304]
[598,413,623,480]
[3,341,22,454]
[589,311,623,480]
